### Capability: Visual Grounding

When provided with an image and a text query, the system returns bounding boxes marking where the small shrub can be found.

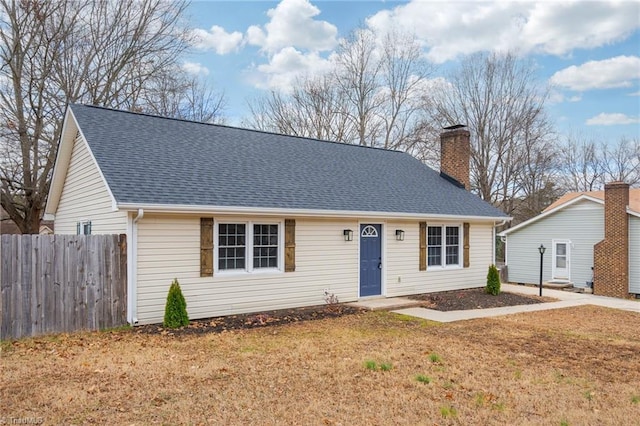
[323,289,341,313]
[632,395,640,404]
[163,279,189,328]
[323,289,339,305]
[364,360,377,371]
[429,353,442,363]
[486,264,501,295]
[415,374,431,384]
[380,362,393,371]
[560,420,569,426]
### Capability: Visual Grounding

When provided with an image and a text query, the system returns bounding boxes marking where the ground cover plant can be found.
[2,304,639,424]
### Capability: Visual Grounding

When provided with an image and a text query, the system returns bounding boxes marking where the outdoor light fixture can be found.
[538,244,546,296]
[395,229,405,241]
[343,229,353,241]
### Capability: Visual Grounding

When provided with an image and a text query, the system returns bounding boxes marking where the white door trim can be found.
[552,239,571,282]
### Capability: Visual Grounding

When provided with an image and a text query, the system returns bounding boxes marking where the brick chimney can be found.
[593,181,630,298]
[440,124,470,190]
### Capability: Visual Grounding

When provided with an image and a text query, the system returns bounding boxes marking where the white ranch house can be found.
[45,104,508,325]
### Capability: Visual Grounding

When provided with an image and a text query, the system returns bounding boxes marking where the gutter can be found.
[130,209,144,325]
[116,202,508,222]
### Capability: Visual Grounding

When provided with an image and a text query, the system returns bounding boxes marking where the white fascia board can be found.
[499,194,604,237]
[44,108,76,215]
[115,202,509,222]
[44,106,120,216]
[628,207,640,218]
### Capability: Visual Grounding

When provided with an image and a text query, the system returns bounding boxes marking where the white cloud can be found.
[586,113,640,126]
[182,62,210,76]
[249,47,333,92]
[547,89,566,105]
[365,1,639,63]
[191,25,243,54]
[628,90,640,97]
[246,0,337,54]
[550,56,640,91]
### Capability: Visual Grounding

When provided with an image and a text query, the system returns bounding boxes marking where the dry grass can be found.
[2,305,640,425]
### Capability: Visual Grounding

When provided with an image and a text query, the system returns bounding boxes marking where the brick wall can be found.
[593,181,630,298]
[440,127,470,190]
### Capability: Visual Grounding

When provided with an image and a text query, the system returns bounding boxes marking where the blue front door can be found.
[360,224,382,297]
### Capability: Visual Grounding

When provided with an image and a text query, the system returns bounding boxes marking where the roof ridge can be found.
[71,103,405,155]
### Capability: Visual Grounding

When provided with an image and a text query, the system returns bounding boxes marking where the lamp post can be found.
[538,244,546,297]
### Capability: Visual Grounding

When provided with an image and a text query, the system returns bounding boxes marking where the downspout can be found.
[131,209,144,325]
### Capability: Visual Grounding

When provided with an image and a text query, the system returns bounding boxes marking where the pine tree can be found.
[486,265,501,296]
[163,279,189,328]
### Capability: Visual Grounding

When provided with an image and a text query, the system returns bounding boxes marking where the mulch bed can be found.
[137,287,553,336]
[135,304,366,337]
[409,287,553,311]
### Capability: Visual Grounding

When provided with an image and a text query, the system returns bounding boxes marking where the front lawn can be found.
[2,305,639,424]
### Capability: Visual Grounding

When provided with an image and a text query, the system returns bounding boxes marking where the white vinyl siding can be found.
[136,215,360,325]
[385,220,493,296]
[630,216,640,294]
[505,200,603,287]
[54,133,126,234]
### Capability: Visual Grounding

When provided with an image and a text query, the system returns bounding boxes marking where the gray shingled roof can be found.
[70,104,507,218]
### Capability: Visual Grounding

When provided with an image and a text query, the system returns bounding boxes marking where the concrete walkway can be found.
[350,284,640,323]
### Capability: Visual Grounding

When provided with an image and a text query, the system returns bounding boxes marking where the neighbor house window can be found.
[428,225,461,267]
[217,222,281,272]
[76,220,92,235]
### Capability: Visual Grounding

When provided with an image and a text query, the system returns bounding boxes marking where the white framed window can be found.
[76,220,92,235]
[253,224,279,268]
[427,224,461,268]
[218,223,246,270]
[215,220,283,273]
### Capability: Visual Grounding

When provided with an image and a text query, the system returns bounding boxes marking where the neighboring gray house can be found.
[45,104,508,325]
[500,183,640,298]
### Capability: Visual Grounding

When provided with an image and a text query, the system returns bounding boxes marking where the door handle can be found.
[378,258,382,269]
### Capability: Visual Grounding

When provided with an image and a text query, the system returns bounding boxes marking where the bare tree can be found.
[377,31,432,151]
[513,136,562,222]
[0,0,221,233]
[141,71,226,124]
[246,76,355,142]
[557,135,605,192]
[601,136,640,187]
[558,134,640,191]
[334,28,383,146]
[428,52,555,210]
[246,27,433,151]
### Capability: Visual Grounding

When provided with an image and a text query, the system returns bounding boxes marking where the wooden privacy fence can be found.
[1,234,127,340]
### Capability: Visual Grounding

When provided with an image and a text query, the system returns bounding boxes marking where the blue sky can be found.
[184,0,640,143]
